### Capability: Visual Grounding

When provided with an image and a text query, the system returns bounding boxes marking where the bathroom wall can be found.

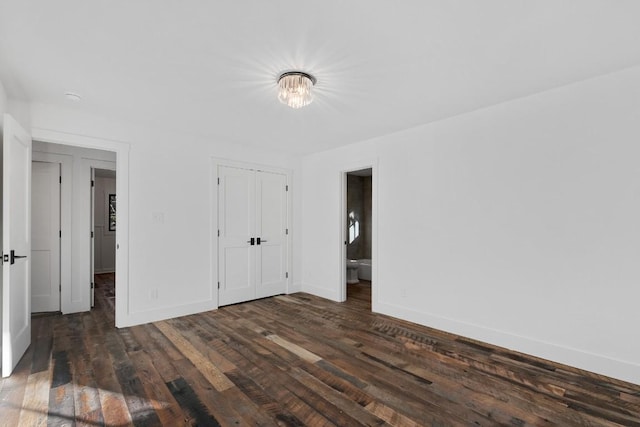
[346,174,372,260]
[362,176,372,259]
[94,174,116,273]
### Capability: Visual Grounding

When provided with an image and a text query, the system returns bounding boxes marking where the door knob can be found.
[10,250,27,265]
[246,237,255,245]
[257,237,269,245]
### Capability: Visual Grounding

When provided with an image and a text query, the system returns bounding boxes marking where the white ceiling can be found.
[1,1,639,155]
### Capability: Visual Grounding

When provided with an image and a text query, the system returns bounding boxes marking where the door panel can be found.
[218,166,255,306]
[259,245,283,285]
[2,114,32,377]
[255,171,287,299]
[31,161,60,312]
[30,252,51,306]
[223,174,253,236]
[222,247,252,290]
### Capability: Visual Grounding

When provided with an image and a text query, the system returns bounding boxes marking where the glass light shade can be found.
[278,72,316,109]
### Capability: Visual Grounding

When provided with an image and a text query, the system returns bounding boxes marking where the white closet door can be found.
[255,171,287,299]
[218,166,256,306]
[31,161,61,312]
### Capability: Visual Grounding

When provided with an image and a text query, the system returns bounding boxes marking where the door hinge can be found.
[217,177,220,185]
[91,282,94,289]
[286,185,288,191]
[59,176,62,184]
[218,229,220,237]
[91,180,95,187]
[286,272,289,279]
[59,284,62,291]
[218,281,220,289]
[59,230,62,238]
[286,228,289,235]
[91,231,94,238]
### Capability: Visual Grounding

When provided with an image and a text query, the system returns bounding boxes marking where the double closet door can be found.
[218,165,288,306]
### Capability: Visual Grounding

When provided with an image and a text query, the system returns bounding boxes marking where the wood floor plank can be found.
[18,370,50,427]
[126,343,185,425]
[2,276,640,426]
[155,321,235,392]
[30,317,53,375]
[47,380,75,427]
[169,357,250,426]
[0,341,37,426]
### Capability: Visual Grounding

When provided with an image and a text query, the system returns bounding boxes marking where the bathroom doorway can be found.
[91,167,116,310]
[343,167,373,308]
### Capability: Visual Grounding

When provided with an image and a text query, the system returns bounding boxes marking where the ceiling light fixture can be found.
[277,71,316,109]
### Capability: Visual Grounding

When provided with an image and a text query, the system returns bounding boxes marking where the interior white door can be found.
[90,168,95,307]
[31,161,60,312]
[218,166,256,306]
[255,171,287,299]
[218,165,287,306]
[2,114,32,377]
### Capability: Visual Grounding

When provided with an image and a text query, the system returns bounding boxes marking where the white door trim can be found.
[211,158,293,309]
[340,162,379,312]
[31,128,131,328]
[90,167,95,307]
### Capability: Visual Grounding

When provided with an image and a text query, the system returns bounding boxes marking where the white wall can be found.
[301,66,640,385]
[94,175,116,273]
[0,80,7,124]
[29,103,302,326]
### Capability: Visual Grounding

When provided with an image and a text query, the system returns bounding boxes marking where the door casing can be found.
[340,163,378,311]
[31,128,130,327]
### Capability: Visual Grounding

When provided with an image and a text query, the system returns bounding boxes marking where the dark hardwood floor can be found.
[1,276,639,426]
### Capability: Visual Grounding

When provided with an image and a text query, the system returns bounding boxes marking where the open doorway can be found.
[30,139,120,321]
[343,168,373,308]
[91,168,116,312]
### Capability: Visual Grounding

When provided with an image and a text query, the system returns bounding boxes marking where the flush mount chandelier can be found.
[277,71,317,109]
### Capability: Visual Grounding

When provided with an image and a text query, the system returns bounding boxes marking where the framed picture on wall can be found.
[109,194,116,231]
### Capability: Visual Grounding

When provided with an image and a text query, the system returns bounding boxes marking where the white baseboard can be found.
[287,281,303,294]
[301,282,341,302]
[117,300,217,328]
[376,301,640,386]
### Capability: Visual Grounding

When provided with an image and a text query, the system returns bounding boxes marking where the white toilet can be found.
[346,259,359,284]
